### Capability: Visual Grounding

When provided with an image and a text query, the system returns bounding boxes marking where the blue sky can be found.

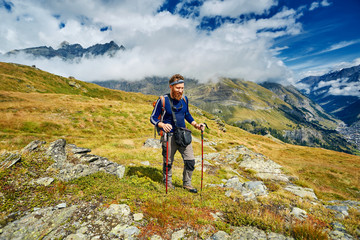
[0,0,359,84]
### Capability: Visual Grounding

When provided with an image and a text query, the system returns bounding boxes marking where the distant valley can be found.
[93,75,359,154]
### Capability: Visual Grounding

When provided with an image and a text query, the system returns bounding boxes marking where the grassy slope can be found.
[1,62,359,238]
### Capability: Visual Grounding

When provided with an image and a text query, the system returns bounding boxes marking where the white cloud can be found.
[309,0,332,11]
[309,2,320,11]
[314,78,360,97]
[0,0,306,84]
[199,0,277,18]
[320,40,360,54]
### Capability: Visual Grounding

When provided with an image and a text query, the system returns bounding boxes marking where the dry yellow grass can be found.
[1,82,359,201]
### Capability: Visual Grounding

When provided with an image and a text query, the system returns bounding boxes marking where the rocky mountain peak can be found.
[5,40,125,60]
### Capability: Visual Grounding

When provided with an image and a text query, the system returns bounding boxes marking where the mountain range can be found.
[298,64,360,126]
[3,41,359,152]
[298,65,360,149]
[4,41,125,59]
[93,77,358,154]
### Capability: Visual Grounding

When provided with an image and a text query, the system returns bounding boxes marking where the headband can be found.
[170,79,184,86]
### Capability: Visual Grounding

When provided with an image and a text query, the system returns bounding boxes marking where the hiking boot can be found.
[183,185,198,193]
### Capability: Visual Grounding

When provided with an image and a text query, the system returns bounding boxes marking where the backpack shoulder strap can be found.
[160,95,165,109]
[182,96,186,104]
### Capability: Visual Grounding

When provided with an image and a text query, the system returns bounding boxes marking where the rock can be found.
[225,176,245,190]
[172,229,186,240]
[31,177,54,186]
[1,205,78,240]
[330,222,348,233]
[43,140,126,181]
[328,230,354,240]
[141,161,150,166]
[109,224,140,239]
[326,205,350,217]
[231,226,294,240]
[79,154,99,163]
[56,203,67,209]
[267,232,294,239]
[67,144,91,154]
[150,235,163,240]
[143,138,161,148]
[133,213,144,221]
[46,139,67,163]
[208,230,230,240]
[284,185,318,200]
[0,152,21,169]
[290,207,308,220]
[243,181,268,196]
[224,177,267,200]
[21,140,46,153]
[65,233,87,240]
[103,204,131,219]
[231,226,267,239]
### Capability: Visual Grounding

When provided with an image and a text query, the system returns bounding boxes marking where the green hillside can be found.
[1,62,359,239]
[186,78,356,154]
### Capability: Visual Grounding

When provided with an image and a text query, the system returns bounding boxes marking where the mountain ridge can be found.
[4,41,125,60]
[93,77,357,154]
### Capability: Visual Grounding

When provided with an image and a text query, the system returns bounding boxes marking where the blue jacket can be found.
[150,94,194,132]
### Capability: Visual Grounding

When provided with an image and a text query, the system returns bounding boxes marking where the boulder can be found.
[143,138,161,148]
[0,152,21,169]
[290,207,308,220]
[284,185,318,200]
[244,181,268,196]
[21,140,46,153]
[46,139,67,164]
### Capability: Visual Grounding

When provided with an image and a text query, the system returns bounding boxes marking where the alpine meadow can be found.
[0,62,359,239]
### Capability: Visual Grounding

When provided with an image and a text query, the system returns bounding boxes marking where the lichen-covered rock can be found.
[1,205,78,240]
[284,185,318,200]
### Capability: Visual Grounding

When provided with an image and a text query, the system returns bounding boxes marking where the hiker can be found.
[150,74,205,193]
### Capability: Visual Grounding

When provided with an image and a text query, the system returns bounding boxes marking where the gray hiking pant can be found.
[161,133,195,187]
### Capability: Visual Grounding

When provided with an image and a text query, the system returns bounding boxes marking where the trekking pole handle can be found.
[200,123,209,132]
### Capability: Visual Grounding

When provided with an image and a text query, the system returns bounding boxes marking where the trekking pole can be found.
[201,123,209,191]
[165,132,169,194]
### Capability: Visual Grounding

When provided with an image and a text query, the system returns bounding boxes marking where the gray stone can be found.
[329,230,354,240]
[326,205,350,217]
[1,205,77,240]
[243,181,268,196]
[225,177,245,191]
[284,185,318,200]
[65,233,87,240]
[46,139,67,163]
[0,152,21,169]
[67,144,91,154]
[114,165,126,179]
[133,213,144,221]
[103,204,131,218]
[141,161,150,166]
[172,229,186,240]
[21,140,46,153]
[79,154,99,163]
[231,226,267,239]
[330,222,347,233]
[32,177,54,186]
[150,235,163,240]
[267,232,294,239]
[290,207,308,220]
[143,138,161,148]
[209,230,230,240]
[56,203,67,209]
[109,224,139,239]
